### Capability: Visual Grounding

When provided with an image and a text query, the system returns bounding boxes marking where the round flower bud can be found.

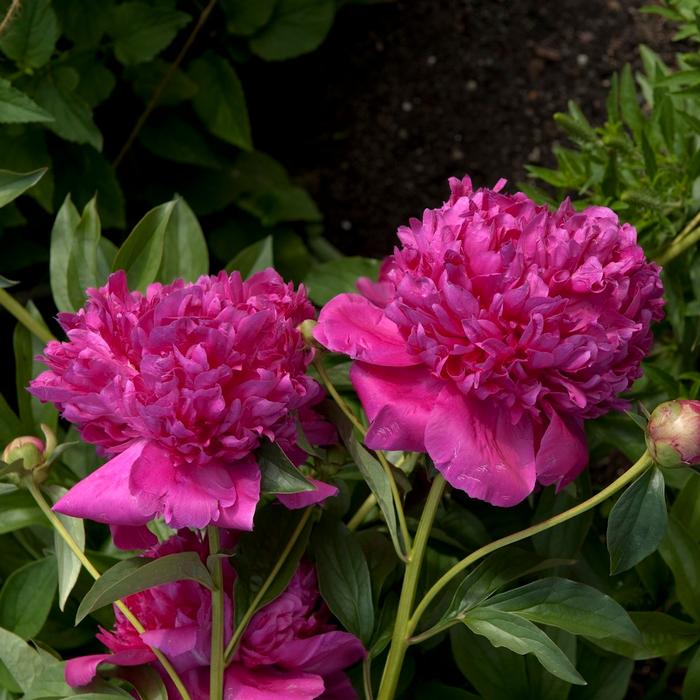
[645,400,700,467]
[2,436,45,471]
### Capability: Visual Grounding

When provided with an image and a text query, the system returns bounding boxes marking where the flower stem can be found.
[313,356,412,553]
[408,451,653,641]
[376,474,446,700]
[0,289,55,345]
[26,480,193,700]
[224,507,313,664]
[657,225,700,266]
[348,493,378,531]
[207,527,225,700]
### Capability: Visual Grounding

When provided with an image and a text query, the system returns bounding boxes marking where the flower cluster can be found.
[67,532,364,700]
[315,176,664,506]
[30,269,334,531]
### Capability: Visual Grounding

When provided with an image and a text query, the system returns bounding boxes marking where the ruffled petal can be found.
[314,294,417,367]
[425,387,537,507]
[351,363,441,452]
[110,524,157,551]
[277,480,338,510]
[536,412,588,490]
[215,459,261,531]
[224,665,325,700]
[65,649,153,687]
[53,440,152,526]
[141,624,199,660]
[271,631,365,675]
[320,672,358,700]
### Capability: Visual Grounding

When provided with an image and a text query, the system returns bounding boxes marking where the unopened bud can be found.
[298,319,321,349]
[2,436,45,471]
[646,400,700,468]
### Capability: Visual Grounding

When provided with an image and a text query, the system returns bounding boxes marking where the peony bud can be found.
[645,400,700,468]
[2,436,45,471]
[298,319,321,348]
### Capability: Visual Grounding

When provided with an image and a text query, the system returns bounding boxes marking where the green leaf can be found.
[235,505,314,624]
[0,627,47,692]
[50,195,102,312]
[0,168,46,208]
[415,683,479,700]
[249,0,335,61]
[0,491,44,535]
[0,80,53,124]
[225,235,273,278]
[115,665,168,700]
[190,53,252,150]
[462,608,585,685]
[130,60,198,106]
[640,128,657,179]
[76,552,214,623]
[45,485,85,611]
[140,116,224,169]
[53,0,113,47]
[304,257,381,305]
[659,515,700,621]
[222,0,276,35]
[684,644,700,700]
[0,127,53,211]
[619,64,644,138]
[258,440,316,494]
[112,200,176,290]
[607,467,667,574]
[485,577,641,644]
[156,196,209,283]
[327,403,404,558]
[0,393,21,446]
[33,68,102,150]
[569,650,633,700]
[0,0,59,69]
[672,472,700,541]
[312,519,374,644]
[22,661,73,700]
[0,558,56,638]
[107,2,190,65]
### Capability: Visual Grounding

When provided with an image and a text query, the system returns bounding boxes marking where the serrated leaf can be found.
[258,440,316,494]
[0,0,59,69]
[190,53,252,150]
[607,467,667,574]
[0,79,53,124]
[108,2,190,66]
[222,0,276,35]
[0,168,46,208]
[225,235,273,277]
[112,200,176,290]
[0,558,56,638]
[76,552,213,623]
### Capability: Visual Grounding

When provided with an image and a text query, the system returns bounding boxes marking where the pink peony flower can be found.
[30,269,335,530]
[314,176,664,506]
[65,531,229,688]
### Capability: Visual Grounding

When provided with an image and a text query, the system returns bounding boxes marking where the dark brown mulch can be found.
[244,0,684,259]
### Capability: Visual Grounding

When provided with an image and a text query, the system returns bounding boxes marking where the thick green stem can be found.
[376,475,446,700]
[224,508,313,664]
[0,289,55,344]
[408,451,653,640]
[348,493,378,531]
[208,527,225,700]
[657,226,700,266]
[27,480,193,700]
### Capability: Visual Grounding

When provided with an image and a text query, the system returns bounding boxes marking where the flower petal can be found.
[320,672,358,700]
[425,388,536,506]
[225,665,325,700]
[277,479,338,510]
[110,524,157,551]
[351,363,441,452]
[536,412,588,490]
[314,294,417,366]
[271,631,365,675]
[53,440,152,526]
[65,649,153,687]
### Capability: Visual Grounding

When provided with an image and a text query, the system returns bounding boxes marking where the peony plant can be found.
[0,168,698,700]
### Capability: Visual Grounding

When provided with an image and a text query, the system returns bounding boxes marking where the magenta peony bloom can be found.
[65,531,228,687]
[314,176,664,506]
[30,269,334,530]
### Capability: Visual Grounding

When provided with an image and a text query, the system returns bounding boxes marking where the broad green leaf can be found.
[156,197,209,283]
[108,2,190,65]
[0,490,45,535]
[53,0,113,46]
[304,257,381,305]
[140,116,224,169]
[223,0,276,35]
[462,608,584,685]
[130,60,197,106]
[607,467,667,574]
[249,0,335,61]
[312,519,374,644]
[569,650,633,700]
[0,558,56,638]
[533,485,593,559]
[593,611,700,659]
[190,53,252,150]
[0,393,21,446]
[0,627,47,692]
[0,80,53,124]
[526,627,575,700]
[0,128,53,211]
[659,515,700,621]
[225,235,273,278]
[684,645,700,700]
[0,168,46,208]
[33,68,102,150]
[258,440,315,494]
[327,403,404,558]
[672,472,700,541]
[50,195,102,312]
[76,552,214,623]
[485,577,641,644]
[0,0,59,69]
[45,485,85,611]
[112,200,176,290]
[235,505,313,624]
[115,665,168,700]
[619,63,644,138]
[69,55,116,108]
[23,661,73,700]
